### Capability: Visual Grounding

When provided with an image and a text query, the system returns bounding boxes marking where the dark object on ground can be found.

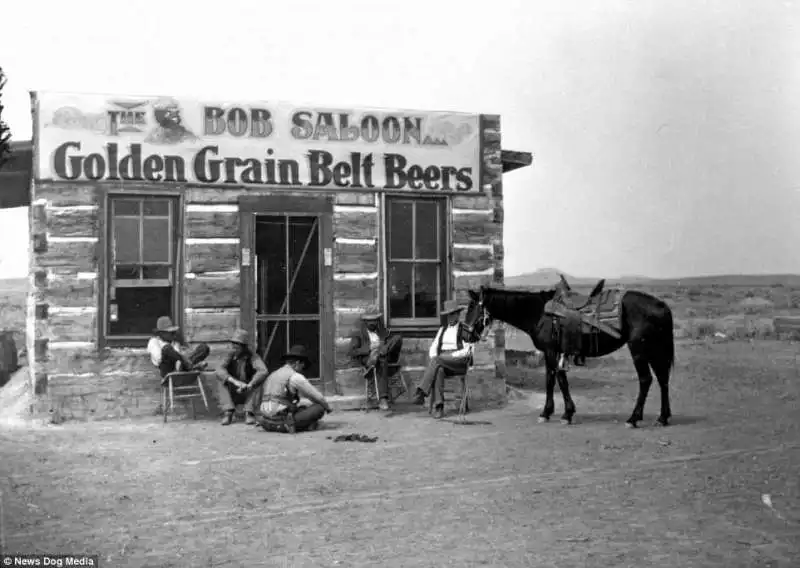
[328,433,379,443]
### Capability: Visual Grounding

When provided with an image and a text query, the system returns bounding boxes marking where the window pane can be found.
[110,286,172,335]
[114,217,140,263]
[414,264,439,318]
[115,265,139,279]
[388,201,413,259]
[142,218,170,263]
[388,263,413,318]
[142,265,171,280]
[415,202,439,260]
[143,200,169,216]
[113,200,140,216]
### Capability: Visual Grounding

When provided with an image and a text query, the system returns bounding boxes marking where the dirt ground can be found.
[1,340,799,567]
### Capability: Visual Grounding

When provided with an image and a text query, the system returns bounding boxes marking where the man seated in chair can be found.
[215,329,268,426]
[413,299,475,419]
[250,345,332,433]
[147,315,210,378]
[348,308,404,411]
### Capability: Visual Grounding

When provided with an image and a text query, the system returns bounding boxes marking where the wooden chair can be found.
[361,361,411,411]
[160,371,210,423]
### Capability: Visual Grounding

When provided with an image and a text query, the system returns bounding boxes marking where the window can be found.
[385,197,448,328]
[104,196,180,341]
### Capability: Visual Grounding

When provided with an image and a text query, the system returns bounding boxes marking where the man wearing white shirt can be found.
[413,299,474,418]
[147,315,209,378]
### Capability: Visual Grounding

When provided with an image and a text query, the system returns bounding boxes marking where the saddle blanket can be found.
[544,288,624,339]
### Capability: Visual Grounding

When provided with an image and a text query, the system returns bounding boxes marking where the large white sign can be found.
[33,91,481,192]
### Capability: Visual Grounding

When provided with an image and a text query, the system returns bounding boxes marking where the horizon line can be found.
[505,270,800,281]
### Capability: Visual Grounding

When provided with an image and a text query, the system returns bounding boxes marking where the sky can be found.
[1,0,799,279]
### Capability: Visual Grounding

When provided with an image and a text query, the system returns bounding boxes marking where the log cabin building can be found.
[3,91,531,420]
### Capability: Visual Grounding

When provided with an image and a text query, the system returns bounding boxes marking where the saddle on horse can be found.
[544,275,624,365]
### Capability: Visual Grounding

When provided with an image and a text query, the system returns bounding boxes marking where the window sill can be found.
[101,337,150,350]
[387,324,440,339]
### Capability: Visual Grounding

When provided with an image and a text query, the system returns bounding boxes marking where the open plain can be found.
[1,337,798,567]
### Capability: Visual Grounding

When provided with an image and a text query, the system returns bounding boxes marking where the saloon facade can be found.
[23,91,531,420]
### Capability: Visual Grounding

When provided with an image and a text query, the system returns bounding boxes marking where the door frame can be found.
[238,194,334,394]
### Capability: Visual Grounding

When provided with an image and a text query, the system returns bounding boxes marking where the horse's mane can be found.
[480,286,553,330]
[482,286,554,302]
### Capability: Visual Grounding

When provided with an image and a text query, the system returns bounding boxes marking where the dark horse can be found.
[464,285,675,428]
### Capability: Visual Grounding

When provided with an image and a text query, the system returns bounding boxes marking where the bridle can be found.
[465,291,493,342]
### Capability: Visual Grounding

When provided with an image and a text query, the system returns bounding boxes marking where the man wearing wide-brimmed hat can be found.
[348,307,404,411]
[215,329,268,426]
[147,315,210,378]
[249,345,331,433]
[413,299,475,419]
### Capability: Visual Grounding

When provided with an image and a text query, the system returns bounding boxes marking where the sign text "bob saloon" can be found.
[204,108,432,145]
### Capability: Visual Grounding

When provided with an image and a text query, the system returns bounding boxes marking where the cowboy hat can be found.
[441,299,465,315]
[281,345,311,368]
[229,329,250,346]
[154,316,179,333]
[360,307,382,320]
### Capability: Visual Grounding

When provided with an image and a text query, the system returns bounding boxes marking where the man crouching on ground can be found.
[215,329,267,426]
[248,345,332,433]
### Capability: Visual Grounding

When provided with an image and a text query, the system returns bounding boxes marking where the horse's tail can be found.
[662,304,676,372]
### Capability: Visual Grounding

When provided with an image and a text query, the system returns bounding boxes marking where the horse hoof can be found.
[624,421,637,429]
[654,420,669,428]
[537,417,550,424]
[560,418,572,425]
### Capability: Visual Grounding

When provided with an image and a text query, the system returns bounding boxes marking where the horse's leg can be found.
[538,351,557,423]
[652,353,672,427]
[556,369,576,425]
[625,340,654,428]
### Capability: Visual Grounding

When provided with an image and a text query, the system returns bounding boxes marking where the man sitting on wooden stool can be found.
[413,299,475,419]
[215,329,268,426]
[348,307,404,411]
[147,315,210,378]
[252,345,332,433]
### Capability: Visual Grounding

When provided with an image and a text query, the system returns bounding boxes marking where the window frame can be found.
[382,193,450,335]
[99,190,184,349]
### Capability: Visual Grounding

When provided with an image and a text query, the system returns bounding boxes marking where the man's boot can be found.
[220,411,234,426]
[413,388,426,405]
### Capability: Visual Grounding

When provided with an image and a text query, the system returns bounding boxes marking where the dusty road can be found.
[1,340,799,567]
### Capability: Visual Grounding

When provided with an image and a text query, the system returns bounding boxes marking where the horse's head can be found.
[464,287,493,342]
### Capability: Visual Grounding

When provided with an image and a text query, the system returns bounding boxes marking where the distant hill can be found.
[504,268,653,289]
[505,269,800,289]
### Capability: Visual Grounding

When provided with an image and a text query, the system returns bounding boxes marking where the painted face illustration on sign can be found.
[144,98,199,145]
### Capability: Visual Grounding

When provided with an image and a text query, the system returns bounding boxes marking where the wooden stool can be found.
[160,371,209,423]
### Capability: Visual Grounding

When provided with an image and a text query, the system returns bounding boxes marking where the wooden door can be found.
[239,195,334,393]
